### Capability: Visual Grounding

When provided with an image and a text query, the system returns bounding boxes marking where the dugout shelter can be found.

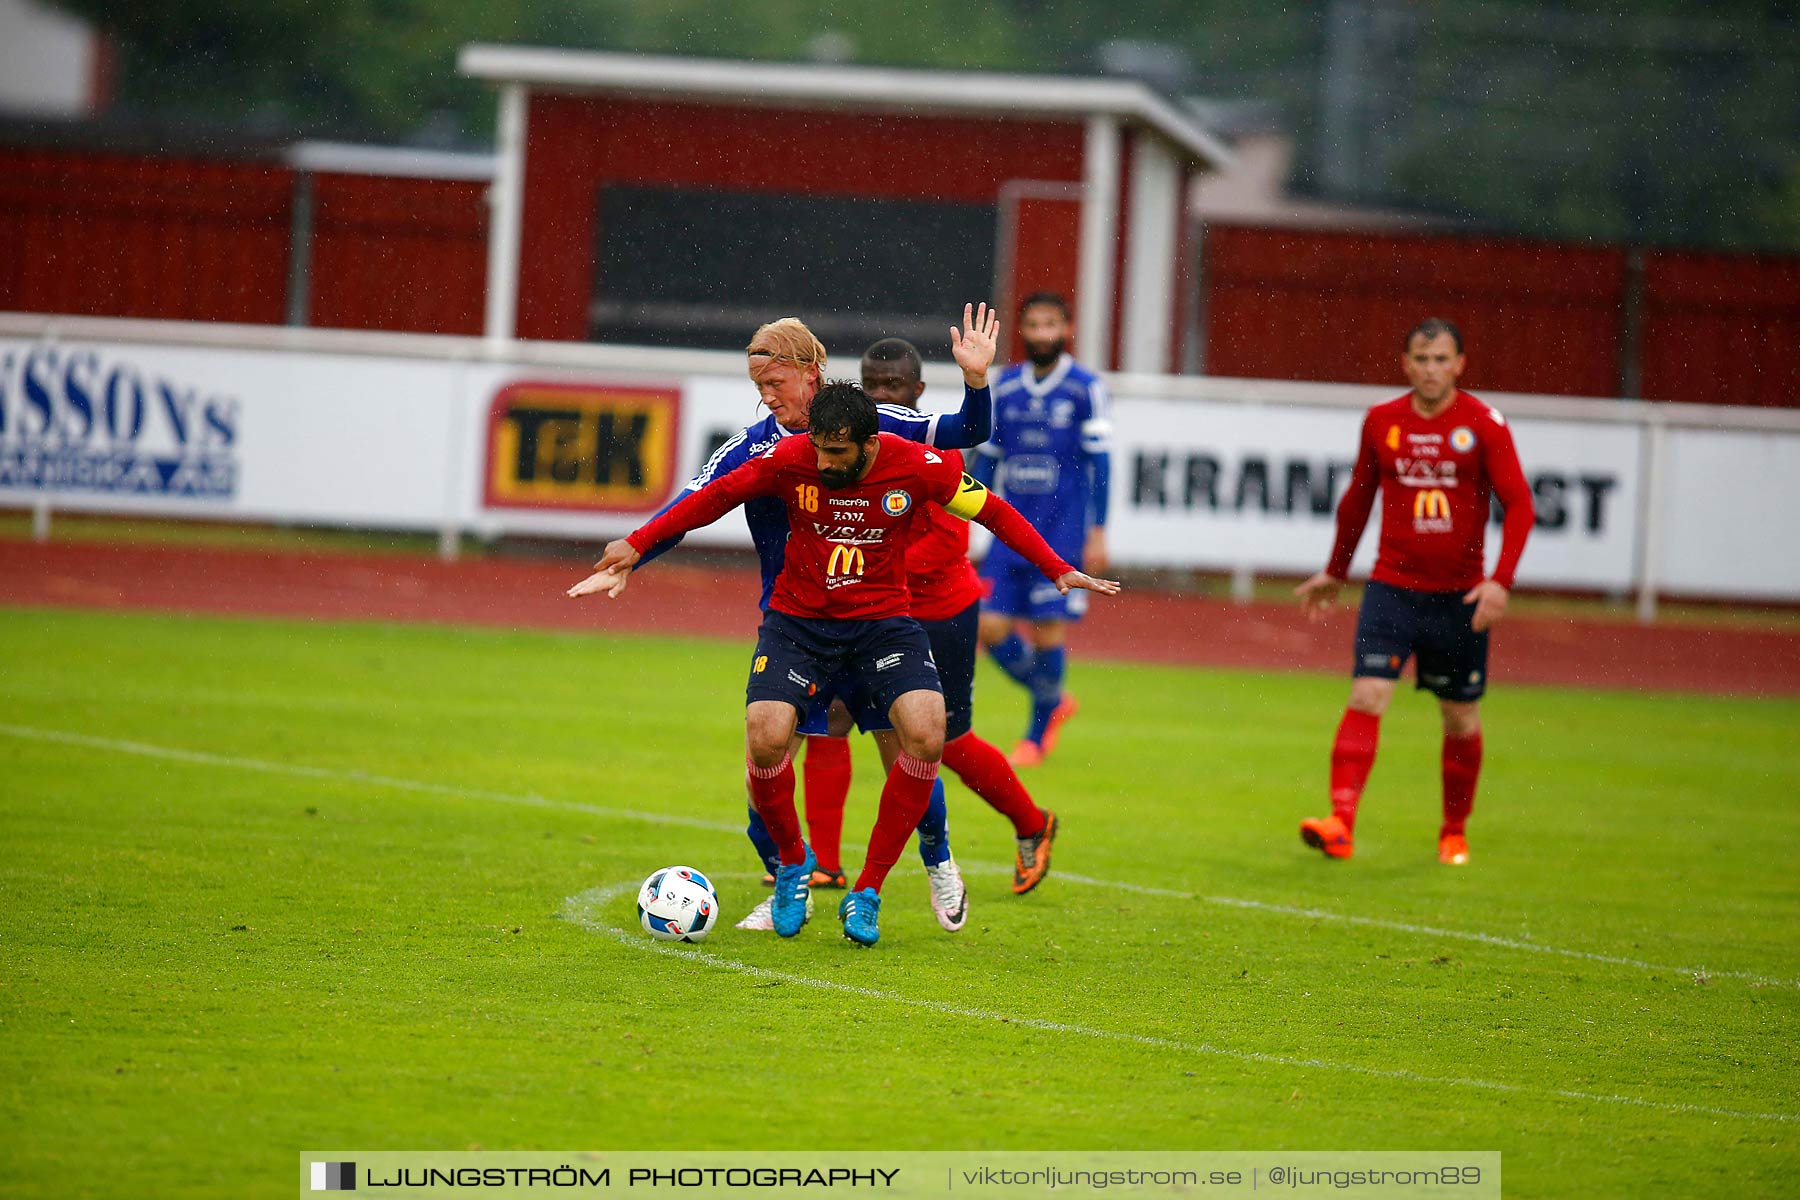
[458,45,1233,373]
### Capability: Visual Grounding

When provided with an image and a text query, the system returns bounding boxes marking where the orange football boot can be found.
[1300,814,1355,859]
[1012,810,1059,894]
[1007,740,1045,768]
[1438,833,1470,865]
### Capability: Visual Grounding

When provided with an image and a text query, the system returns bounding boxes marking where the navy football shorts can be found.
[795,673,892,736]
[1352,580,1490,701]
[747,611,941,728]
[980,557,1087,623]
[919,600,980,742]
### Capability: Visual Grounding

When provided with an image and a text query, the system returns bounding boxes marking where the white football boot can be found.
[924,856,968,932]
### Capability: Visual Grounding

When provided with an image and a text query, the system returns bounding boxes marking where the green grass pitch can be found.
[2,607,1795,1198]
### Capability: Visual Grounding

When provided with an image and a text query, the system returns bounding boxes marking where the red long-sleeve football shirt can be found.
[627,433,1071,622]
[1326,390,1535,591]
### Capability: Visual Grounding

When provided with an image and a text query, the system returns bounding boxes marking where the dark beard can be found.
[818,448,868,489]
[1025,339,1065,369]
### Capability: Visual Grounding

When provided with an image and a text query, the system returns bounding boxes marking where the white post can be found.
[1119,135,1179,374]
[439,358,469,563]
[1076,115,1120,370]
[1634,416,1668,624]
[484,83,527,347]
[31,495,50,542]
[1231,563,1255,604]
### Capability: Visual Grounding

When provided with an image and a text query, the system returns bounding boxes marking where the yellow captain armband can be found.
[943,472,990,521]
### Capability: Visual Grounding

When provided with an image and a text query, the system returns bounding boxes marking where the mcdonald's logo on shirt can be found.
[825,544,866,583]
[1412,487,1453,531]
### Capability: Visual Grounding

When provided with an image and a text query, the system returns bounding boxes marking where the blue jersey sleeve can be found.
[634,428,756,569]
[874,384,992,449]
[969,441,1001,490]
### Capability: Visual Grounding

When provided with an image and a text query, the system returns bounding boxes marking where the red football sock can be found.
[801,734,852,873]
[745,753,805,866]
[941,731,1046,838]
[1441,731,1483,838]
[1329,709,1382,832]
[852,752,938,894]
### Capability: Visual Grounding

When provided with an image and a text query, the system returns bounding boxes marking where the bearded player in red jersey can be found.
[577,382,1118,945]
[788,338,1062,897]
[1294,319,1535,866]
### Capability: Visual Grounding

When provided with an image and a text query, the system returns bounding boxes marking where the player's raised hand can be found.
[1056,570,1121,597]
[566,566,629,600]
[1463,579,1509,632]
[949,302,1000,385]
[1295,572,1341,623]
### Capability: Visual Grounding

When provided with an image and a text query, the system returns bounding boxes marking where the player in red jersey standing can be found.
[577,383,1118,945]
[1294,319,1535,865]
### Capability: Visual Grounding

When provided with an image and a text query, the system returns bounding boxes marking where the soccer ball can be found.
[636,865,719,943]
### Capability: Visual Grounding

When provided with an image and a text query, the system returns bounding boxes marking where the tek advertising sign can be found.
[483,380,681,513]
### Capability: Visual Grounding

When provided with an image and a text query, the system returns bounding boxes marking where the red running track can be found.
[3,540,1797,698]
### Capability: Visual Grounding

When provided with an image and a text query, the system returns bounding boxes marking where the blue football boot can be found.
[839,887,881,947]
[770,845,817,938]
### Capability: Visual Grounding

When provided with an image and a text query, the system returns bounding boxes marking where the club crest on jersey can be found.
[881,490,912,516]
[1450,426,1476,453]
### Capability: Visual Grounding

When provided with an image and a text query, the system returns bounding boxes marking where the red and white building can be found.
[457,45,1234,374]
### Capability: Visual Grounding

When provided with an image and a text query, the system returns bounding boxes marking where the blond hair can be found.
[746,317,827,383]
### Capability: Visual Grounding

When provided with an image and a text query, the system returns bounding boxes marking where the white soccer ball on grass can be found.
[636,865,719,942]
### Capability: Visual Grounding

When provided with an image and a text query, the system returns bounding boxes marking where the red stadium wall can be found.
[0,145,486,335]
[1200,224,1800,404]
[5,140,1796,404]
[514,94,1087,344]
[1201,224,1628,397]
[1638,251,1800,407]
[306,173,488,335]
[0,147,291,324]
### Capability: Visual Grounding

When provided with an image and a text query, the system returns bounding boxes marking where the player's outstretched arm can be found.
[1295,572,1342,623]
[635,426,767,570]
[565,455,776,600]
[954,478,1121,597]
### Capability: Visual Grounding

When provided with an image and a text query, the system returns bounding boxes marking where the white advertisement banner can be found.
[1,329,1794,601]
[1105,397,1643,588]
[0,337,459,525]
[1657,428,1800,599]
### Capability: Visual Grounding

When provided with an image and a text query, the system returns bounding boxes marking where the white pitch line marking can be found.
[4,721,1795,989]
[0,721,740,834]
[1044,872,1793,987]
[567,883,1797,1126]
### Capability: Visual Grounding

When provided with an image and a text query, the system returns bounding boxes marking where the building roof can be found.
[458,44,1234,170]
[287,140,496,180]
